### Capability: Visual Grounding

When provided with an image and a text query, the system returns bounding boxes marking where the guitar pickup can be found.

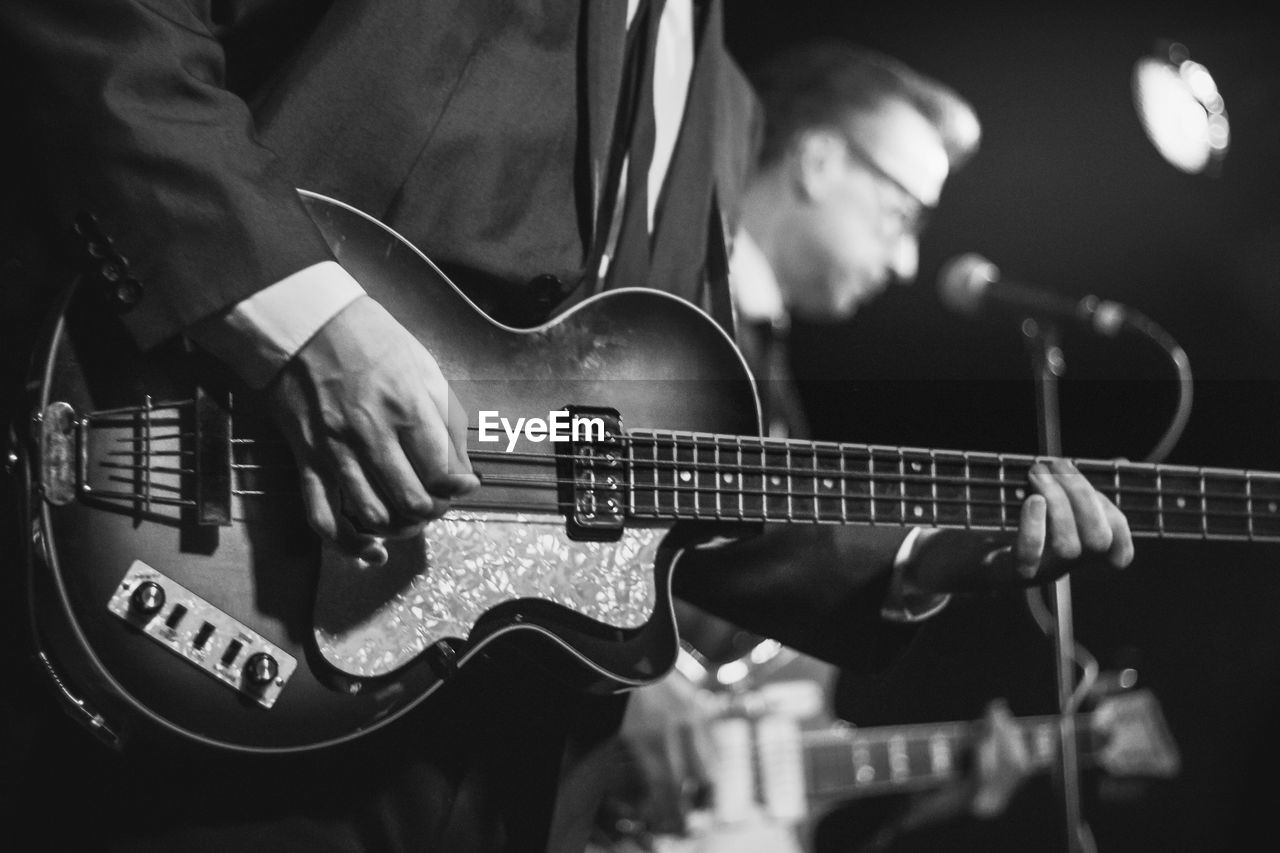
[107,560,295,709]
[557,407,626,541]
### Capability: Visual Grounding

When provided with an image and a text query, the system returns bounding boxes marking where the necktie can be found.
[606,0,667,289]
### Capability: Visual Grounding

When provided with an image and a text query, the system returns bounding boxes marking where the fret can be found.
[627,432,659,516]
[930,451,939,527]
[928,732,953,779]
[867,448,877,524]
[815,446,844,522]
[1203,470,1250,538]
[1159,467,1203,536]
[907,732,943,783]
[963,452,974,529]
[966,452,1004,529]
[808,445,819,522]
[706,435,716,514]
[934,451,968,526]
[1246,471,1254,540]
[673,435,694,517]
[741,437,766,520]
[898,451,907,524]
[843,446,872,523]
[1200,469,1207,537]
[650,434,661,515]
[785,443,795,521]
[689,434,719,520]
[734,436,745,520]
[870,447,905,526]
[900,450,934,525]
[887,734,909,782]
[1251,473,1280,538]
[851,741,875,786]
[998,456,1017,530]
[763,444,790,520]
[1116,465,1159,534]
[1156,467,1165,534]
[1078,459,1119,504]
[706,438,727,517]
[840,445,849,522]
[689,434,702,518]
[1003,456,1029,530]
[626,430,637,516]
[998,456,1007,529]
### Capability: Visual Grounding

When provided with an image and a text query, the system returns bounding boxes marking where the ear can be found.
[791,129,849,202]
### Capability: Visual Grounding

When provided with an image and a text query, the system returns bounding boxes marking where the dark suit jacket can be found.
[0,0,755,343]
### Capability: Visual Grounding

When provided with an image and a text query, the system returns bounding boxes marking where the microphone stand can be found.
[1021,318,1089,853]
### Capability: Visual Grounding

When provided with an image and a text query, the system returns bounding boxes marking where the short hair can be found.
[750,40,981,172]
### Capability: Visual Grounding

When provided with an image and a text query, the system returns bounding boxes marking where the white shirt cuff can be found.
[190,261,365,388]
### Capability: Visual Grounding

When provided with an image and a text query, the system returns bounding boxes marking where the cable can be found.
[1113,305,1193,464]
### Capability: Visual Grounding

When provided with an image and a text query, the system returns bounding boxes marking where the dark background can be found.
[724,3,1280,851]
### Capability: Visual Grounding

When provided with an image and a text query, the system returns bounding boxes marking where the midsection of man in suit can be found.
[0,3,761,850]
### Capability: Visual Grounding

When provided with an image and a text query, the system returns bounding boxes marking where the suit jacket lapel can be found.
[583,0,629,241]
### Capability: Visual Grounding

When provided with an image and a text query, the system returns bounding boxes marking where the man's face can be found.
[784,99,950,321]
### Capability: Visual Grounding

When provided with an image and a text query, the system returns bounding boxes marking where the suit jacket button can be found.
[113,278,143,308]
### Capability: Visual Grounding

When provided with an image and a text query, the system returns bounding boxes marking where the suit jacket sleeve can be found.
[1,0,333,349]
[672,524,920,673]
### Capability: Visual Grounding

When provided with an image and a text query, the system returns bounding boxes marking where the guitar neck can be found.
[624,432,1280,542]
[798,714,1098,800]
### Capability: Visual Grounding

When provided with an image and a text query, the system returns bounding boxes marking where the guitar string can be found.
[86,486,1277,534]
[89,406,1280,489]
[102,422,1279,494]
[92,453,1264,512]
[187,437,1280,503]
[92,460,1273,520]
[91,427,1280,518]
[113,415,1266,490]
[91,466,1268,524]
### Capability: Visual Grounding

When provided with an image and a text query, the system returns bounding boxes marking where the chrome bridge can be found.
[36,389,244,525]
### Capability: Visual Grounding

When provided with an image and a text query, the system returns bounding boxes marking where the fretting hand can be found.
[902,458,1134,594]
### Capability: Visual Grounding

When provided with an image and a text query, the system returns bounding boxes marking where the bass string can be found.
[92,459,1257,519]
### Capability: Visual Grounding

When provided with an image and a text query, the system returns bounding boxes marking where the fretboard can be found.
[800,715,1097,799]
[624,432,1280,541]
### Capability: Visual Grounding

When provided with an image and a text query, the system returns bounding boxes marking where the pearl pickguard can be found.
[313,511,664,677]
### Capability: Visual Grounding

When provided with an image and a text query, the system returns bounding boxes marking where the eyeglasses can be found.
[839,136,933,239]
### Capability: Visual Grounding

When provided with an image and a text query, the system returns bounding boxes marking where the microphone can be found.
[937,253,1128,336]
[938,252,1194,464]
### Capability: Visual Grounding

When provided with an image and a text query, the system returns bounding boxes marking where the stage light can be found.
[1132,41,1229,175]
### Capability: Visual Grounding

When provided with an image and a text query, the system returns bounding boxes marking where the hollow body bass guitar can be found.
[21,191,1280,754]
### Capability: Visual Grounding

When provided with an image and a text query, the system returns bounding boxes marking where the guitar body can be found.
[24,191,760,753]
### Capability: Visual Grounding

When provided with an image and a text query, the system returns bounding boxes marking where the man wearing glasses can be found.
[590,43,1039,853]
